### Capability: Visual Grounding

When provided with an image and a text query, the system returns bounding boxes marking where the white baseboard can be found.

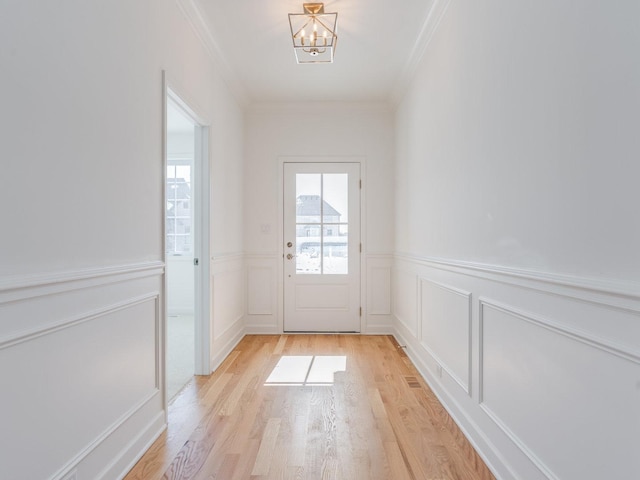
[210,318,246,373]
[107,412,166,480]
[244,324,280,335]
[363,323,394,335]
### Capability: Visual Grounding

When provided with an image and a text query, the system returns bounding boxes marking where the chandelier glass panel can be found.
[288,3,338,64]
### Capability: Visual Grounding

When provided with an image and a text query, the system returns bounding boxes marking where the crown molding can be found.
[176,0,250,108]
[389,0,452,107]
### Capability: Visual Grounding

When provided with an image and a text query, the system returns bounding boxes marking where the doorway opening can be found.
[165,87,211,401]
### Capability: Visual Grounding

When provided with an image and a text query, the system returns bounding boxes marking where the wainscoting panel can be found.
[392,254,640,480]
[420,278,471,394]
[247,266,275,315]
[0,262,165,480]
[393,265,418,337]
[245,255,279,334]
[365,255,393,333]
[479,299,640,480]
[211,254,245,370]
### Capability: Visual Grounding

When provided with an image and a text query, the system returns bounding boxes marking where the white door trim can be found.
[277,156,367,334]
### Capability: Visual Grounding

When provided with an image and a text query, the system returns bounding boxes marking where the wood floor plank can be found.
[125,335,495,480]
[382,440,414,480]
[125,377,224,480]
[230,440,260,480]
[273,334,288,355]
[251,417,282,476]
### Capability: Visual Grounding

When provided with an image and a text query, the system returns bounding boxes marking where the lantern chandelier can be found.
[288,3,338,64]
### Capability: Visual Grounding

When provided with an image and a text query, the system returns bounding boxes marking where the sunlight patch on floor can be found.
[265,355,347,386]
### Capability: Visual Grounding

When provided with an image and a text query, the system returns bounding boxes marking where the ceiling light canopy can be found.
[288,3,338,64]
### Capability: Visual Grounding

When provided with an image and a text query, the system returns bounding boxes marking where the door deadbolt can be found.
[287,242,293,248]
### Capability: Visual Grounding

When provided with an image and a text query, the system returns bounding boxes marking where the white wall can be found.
[0,1,244,479]
[396,0,640,280]
[244,103,395,333]
[394,1,640,479]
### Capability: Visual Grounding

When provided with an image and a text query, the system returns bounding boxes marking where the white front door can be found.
[283,162,361,332]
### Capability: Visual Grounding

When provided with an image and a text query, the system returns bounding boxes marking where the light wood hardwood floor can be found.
[125,335,494,480]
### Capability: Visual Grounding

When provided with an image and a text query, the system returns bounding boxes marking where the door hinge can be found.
[359,307,362,317]
[359,243,362,253]
[193,258,199,266]
[359,179,362,189]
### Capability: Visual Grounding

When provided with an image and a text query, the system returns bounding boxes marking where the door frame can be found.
[162,72,212,404]
[277,156,367,334]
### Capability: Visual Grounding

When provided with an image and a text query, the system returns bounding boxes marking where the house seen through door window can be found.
[295,173,348,275]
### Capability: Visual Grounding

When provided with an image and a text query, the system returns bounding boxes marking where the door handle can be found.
[286,253,295,260]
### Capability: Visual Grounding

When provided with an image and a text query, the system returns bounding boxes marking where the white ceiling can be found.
[188,0,437,105]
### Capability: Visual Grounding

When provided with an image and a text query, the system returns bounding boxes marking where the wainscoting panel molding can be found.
[0,263,165,480]
[392,266,419,337]
[419,278,471,395]
[479,299,640,480]
[245,254,279,334]
[211,254,246,371]
[392,254,640,480]
[247,266,275,315]
[364,254,394,334]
